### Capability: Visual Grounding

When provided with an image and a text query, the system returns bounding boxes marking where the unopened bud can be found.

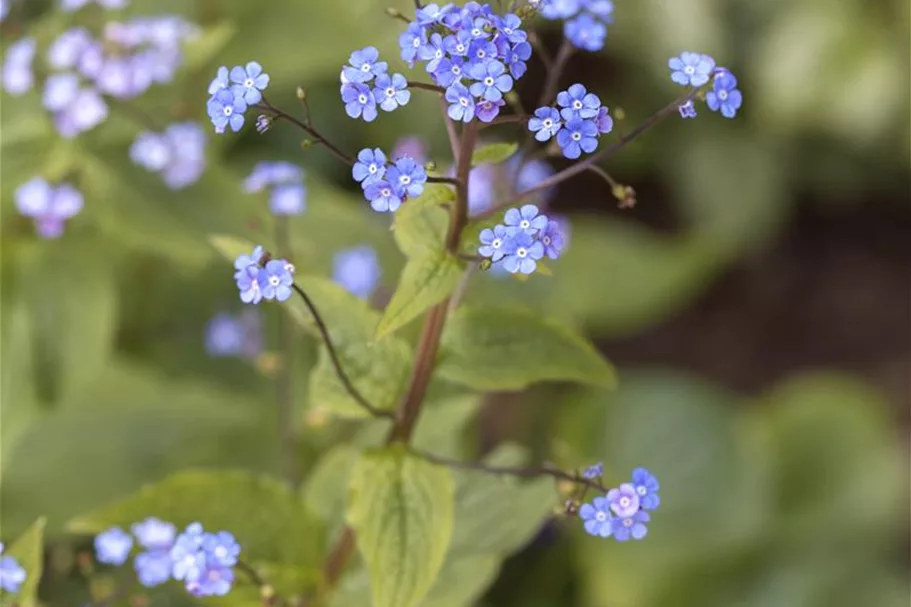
[261,585,276,600]
[296,86,307,100]
[614,107,626,121]
[424,160,437,172]
[479,258,493,271]
[385,7,404,19]
[301,139,314,150]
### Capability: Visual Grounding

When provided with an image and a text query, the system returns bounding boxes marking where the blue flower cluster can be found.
[94,519,241,597]
[352,148,428,213]
[398,2,530,124]
[233,246,295,304]
[61,0,126,9]
[206,62,270,133]
[3,16,197,137]
[539,0,614,52]
[205,310,263,360]
[0,542,27,594]
[130,122,207,190]
[339,47,411,122]
[528,83,613,159]
[15,178,84,239]
[668,53,743,119]
[478,204,566,275]
[579,467,660,541]
[244,161,307,216]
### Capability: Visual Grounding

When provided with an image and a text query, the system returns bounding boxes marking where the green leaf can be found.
[347,447,455,607]
[209,234,258,262]
[302,445,361,530]
[375,251,464,339]
[69,471,324,581]
[471,142,518,167]
[421,555,500,607]
[181,22,238,74]
[4,517,46,607]
[393,184,455,257]
[437,306,617,391]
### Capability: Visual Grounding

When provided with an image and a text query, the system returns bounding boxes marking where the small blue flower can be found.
[595,106,613,134]
[132,518,176,550]
[434,56,466,87]
[16,178,84,239]
[557,83,601,119]
[582,462,603,479]
[476,98,505,123]
[391,137,428,164]
[678,100,698,119]
[207,66,229,95]
[613,509,649,542]
[202,532,240,568]
[540,0,581,20]
[353,148,387,185]
[207,89,247,133]
[229,61,270,105]
[342,82,378,122]
[565,13,606,51]
[416,2,452,25]
[233,246,264,279]
[503,231,544,275]
[419,33,447,73]
[443,30,472,57]
[0,543,27,594]
[169,523,206,582]
[504,204,548,235]
[446,83,476,122]
[387,157,427,199]
[95,527,133,566]
[135,550,173,587]
[261,259,293,302]
[373,73,411,112]
[505,40,531,79]
[668,52,715,87]
[607,483,641,517]
[2,37,36,96]
[528,106,562,142]
[467,39,498,68]
[270,183,306,216]
[540,218,567,259]
[399,23,427,67]
[244,162,303,193]
[333,246,382,299]
[363,181,403,213]
[497,13,528,44]
[468,60,513,102]
[42,72,80,112]
[556,118,598,159]
[579,496,613,538]
[631,467,660,510]
[478,224,511,262]
[186,564,234,597]
[343,46,388,83]
[706,71,742,119]
[236,265,264,305]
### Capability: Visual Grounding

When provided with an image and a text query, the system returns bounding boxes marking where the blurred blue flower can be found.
[565,14,605,51]
[48,28,92,70]
[595,106,613,134]
[582,462,603,479]
[669,52,715,87]
[134,550,173,587]
[95,527,133,566]
[244,161,303,193]
[42,73,80,112]
[207,65,229,95]
[613,509,649,542]
[579,496,613,538]
[631,467,660,510]
[16,178,83,239]
[2,37,36,96]
[0,543,27,594]
[391,137,427,164]
[132,518,175,550]
[607,483,641,517]
[269,183,306,216]
[333,246,381,300]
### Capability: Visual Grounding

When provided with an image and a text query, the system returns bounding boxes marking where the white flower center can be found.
[358,94,368,104]
[620,497,631,508]
[400,175,411,185]
[491,238,502,248]
[519,219,530,229]
[623,518,634,527]
[543,118,553,128]
[361,63,371,72]
[214,546,228,559]
[460,97,469,106]
[572,132,581,141]
[269,276,281,286]
[516,247,528,258]
[413,39,420,48]
[452,66,461,75]
[595,512,606,522]
[369,164,378,174]
[386,87,395,97]
[684,65,695,75]
[381,188,392,197]
[636,486,647,496]
[223,106,233,116]
[456,43,465,53]
[435,50,443,59]
[472,28,482,37]
[244,78,254,88]
[573,100,583,110]
[719,90,728,100]
[543,235,551,245]
[476,50,486,59]
[484,76,494,86]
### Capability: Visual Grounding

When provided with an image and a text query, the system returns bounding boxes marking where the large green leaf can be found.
[3,517,46,607]
[302,445,361,537]
[375,251,464,339]
[437,306,617,390]
[470,142,518,167]
[393,184,455,257]
[69,470,324,575]
[347,447,455,607]
[421,555,500,607]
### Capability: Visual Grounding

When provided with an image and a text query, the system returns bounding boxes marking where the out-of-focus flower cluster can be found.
[578,467,660,541]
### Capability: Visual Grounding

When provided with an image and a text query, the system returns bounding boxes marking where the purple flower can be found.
[595,106,613,133]
[270,183,306,215]
[582,462,603,479]
[556,118,598,159]
[467,164,496,215]
[678,100,698,119]
[95,527,133,565]
[131,132,172,172]
[16,179,83,239]
[160,122,206,189]
[528,106,562,142]
[565,14,606,51]
[557,83,601,119]
[613,509,649,542]
[333,245,381,300]
[373,73,411,112]
[478,224,510,262]
[363,180,402,213]
[504,203,548,235]
[230,61,270,105]
[352,148,387,185]
[207,89,247,133]
[476,98,505,123]
[669,52,716,87]
[579,496,614,538]
[607,483,641,517]
[631,467,660,510]
[343,46,387,83]
[446,83,476,122]
[2,37,36,95]
[205,310,262,359]
[342,82,378,122]
[502,231,544,274]
[706,71,742,118]
[387,156,427,199]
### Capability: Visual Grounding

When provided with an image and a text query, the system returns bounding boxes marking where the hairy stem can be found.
[275,218,300,487]
[290,283,393,419]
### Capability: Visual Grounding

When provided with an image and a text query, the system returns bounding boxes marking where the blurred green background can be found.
[1,0,909,606]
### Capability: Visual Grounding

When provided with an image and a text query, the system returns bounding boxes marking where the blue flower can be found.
[444,30,472,57]
[505,40,531,79]
[135,551,173,587]
[130,132,171,172]
[16,178,84,239]
[446,83,476,122]
[582,462,603,479]
[132,518,176,550]
[399,23,427,67]
[478,224,511,262]
[678,100,698,119]
[187,565,234,597]
[233,245,264,278]
[244,162,303,193]
[2,37,36,96]
[631,467,660,510]
[416,3,453,25]
[269,183,306,216]
[42,73,80,112]
[468,60,512,102]
[353,148,387,185]
[236,265,264,305]
[202,532,240,568]
[668,52,715,87]
[557,83,601,119]
[434,56,466,87]
[95,527,133,566]
[387,157,427,199]
[0,543,26,594]
[419,33,447,73]
[540,0,581,20]
[261,259,293,302]
[229,61,270,105]
[565,14,606,51]
[343,46,388,83]
[497,13,527,44]
[207,89,247,133]
[205,310,262,359]
[52,87,109,138]
[528,106,562,142]
[333,246,382,299]
[579,496,614,538]
[391,137,428,164]
[363,180,402,213]
[607,483,641,517]
[169,523,206,582]
[706,71,742,118]
[207,65,229,95]
[342,82,378,122]
[466,39,498,68]
[504,204,548,235]
[540,219,567,259]
[476,98,505,123]
[373,73,411,112]
[170,523,239,597]
[595,106,613,134]
[613,510,649,542]
[502,231,544,274]
[556,118,598,159]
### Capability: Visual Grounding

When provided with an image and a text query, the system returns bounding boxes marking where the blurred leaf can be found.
[302,444,361,531]
[375,251,464,339]
[393,184,454,257]
[437,306,617,391]
[4,517,46,607]
[471,142,518,167]
[209,234,257,262]
[421,555,500,607]
[181,22,239,75]
[347,447,455,607]
[69,470,324,576]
